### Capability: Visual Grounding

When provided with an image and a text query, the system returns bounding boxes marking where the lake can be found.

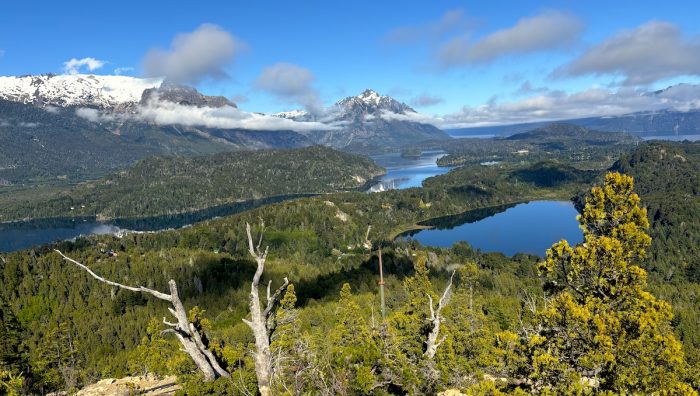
[399,201,584,256]
[0,194,314,253]
[368,150,451,192]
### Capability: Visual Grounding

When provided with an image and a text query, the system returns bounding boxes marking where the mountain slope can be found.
[0,100,313,184]
[436,123,640,167]
[276,89,450,152]
[0,74,163,110]
[0,146,385,221]
[608,141,700,281]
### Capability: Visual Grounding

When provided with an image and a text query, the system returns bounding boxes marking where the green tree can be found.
[329,283,381,394]
[525,172,696,394]
[128,318,193,376]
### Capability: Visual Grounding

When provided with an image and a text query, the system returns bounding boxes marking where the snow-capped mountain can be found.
[335,89,415,116]
[0,74,163,109]
[274,89,449,151]
[273,109,311,120]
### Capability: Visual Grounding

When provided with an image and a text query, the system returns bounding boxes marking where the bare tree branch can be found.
[243,222,289,396]
[55,249,229,381]
[55,250,171,300]
[425,270,455,359]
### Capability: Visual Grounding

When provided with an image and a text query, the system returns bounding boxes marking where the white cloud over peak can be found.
[63,57,106,75]
[75,96,332,133]
[143,24,246,84]
[555,21,700,85]
[139,98,333,131]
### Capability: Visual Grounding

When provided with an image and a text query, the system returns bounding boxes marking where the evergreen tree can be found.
[525,172,696,394]
[330,283,381,394]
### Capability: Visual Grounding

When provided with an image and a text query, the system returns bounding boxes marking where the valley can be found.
[3,6,700,393]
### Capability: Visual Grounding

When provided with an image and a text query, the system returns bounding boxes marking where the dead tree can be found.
[424,270,455,359]
[54,250,229,381]
[243,222,289,396]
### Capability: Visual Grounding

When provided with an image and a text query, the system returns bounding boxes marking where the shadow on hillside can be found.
[294,249,415,306]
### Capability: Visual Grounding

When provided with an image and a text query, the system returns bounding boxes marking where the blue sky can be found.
[2,0,700,125]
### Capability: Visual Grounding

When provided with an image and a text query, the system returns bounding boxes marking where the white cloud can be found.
[75,107,119,123]
[75,97,333,132]
[379,109,444,125]
[555,21,700,85]
[63,57,106,74]
[383,9,468,44]
[143,24,246,84]
[139,97,332,132]
[410,94,444,107]
[513,81,549,96]
[255,63,323,115]
[113,66,135,75]
[438,10,583,66]
[441,84,700,128]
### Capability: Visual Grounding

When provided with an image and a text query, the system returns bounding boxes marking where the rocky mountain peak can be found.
[335,89,415,116]
[140,80,237,108]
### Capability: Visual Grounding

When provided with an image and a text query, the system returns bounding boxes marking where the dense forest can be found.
[0,146,385,222]
[0,100,312,185]
[431,124,640,169]
[1,141,700,394]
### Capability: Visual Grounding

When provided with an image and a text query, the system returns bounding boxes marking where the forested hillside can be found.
[433,123,640,168]
[607,141,700,282]
[1,156,698,394]
[0,100,311,185]
[0,146,385,221]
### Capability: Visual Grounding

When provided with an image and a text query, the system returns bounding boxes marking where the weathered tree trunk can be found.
[424,271,455,359]
[55,250,229,381]
[242,222,289,396]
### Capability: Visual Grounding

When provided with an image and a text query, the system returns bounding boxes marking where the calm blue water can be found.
[401,201,583,256]
[368,151,450,191]
[0,194,312,252]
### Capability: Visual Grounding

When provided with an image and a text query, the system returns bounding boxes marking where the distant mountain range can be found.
[448,108,700,138]
[4,73,700,185]
[0,74,447,184]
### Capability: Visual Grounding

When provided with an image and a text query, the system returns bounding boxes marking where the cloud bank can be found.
[143,24,246,84]
[63,57,106,74]
[442,84,700,128]
[555,21,700,85]
[76,97,332,132]
[255,63,323,114]
[439,11,583,66]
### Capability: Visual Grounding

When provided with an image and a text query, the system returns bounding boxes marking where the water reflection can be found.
[399,201,583,256]
[0,194,315,252]
[368,150,450,192]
